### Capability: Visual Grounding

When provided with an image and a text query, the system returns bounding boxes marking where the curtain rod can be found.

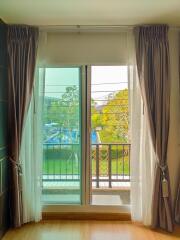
[39,25,133,32]
[39,24,180,32]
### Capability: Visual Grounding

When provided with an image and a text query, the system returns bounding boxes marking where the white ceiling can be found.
[0,0,180,26]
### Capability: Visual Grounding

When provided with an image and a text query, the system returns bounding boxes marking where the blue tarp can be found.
[44,127,98,144]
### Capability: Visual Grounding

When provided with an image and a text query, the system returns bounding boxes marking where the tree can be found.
[43,86,80,142]
[91,89,129,143]
[91,99,102,130]
[44,87,129,144]
[44,86,79,128]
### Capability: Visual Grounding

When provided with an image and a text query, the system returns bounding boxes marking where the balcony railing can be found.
[43,143,130,189]
[91,143,130,188]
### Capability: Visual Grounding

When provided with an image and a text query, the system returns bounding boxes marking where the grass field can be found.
[43,144,130,176]
[43,157,130,176]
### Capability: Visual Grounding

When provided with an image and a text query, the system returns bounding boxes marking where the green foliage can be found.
[44,86,79,128]
[44,87,129,144]
[91,100,102,130]
[91,89,129,143]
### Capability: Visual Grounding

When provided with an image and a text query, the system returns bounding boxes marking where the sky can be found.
[44,66,128,105]
[45,67,80,99]
[91,66,128,105]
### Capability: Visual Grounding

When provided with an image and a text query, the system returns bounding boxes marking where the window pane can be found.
[42,68,82,204]
[90,66,130,206]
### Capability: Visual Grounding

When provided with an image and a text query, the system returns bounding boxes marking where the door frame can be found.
[42,64,131,215]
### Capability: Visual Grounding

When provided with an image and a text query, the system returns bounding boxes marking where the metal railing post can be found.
[122,144,125,180]
[96,144,99,188]
[128,144,131,181]
[108,144,112,188]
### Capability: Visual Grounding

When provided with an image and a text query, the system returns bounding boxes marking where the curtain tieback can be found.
[158,163,169,198]
[9,156,23,175]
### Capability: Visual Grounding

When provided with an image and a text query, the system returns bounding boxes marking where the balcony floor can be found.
[42,190,130,206]
[43,176,130,206]
[92,189,130,205]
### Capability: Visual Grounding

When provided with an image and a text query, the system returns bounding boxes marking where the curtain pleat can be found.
[175,180,180,223]
[134,25,173,232]
[7,25,39,227]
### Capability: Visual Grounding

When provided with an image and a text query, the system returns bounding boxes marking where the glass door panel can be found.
[90,66,130,206]
[42,67,82,204]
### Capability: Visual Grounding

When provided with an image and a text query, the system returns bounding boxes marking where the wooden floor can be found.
[3,221,180,240]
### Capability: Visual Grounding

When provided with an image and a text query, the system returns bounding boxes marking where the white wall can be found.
[38,31,133,66]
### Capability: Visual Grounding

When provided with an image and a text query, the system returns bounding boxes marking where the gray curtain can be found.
[134,25,173,232]
[175,180,180,223]
[7,25,39,227]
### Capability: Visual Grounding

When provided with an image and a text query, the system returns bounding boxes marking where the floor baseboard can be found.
[42,212,131,221]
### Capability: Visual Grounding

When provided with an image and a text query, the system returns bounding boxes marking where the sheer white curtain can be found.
[19,29,157,224]
[128,32,156,225]
[20,68,45,223]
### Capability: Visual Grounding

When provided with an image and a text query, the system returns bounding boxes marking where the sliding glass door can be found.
[89,66,130,206]
[41,65,130,209]
[42,67,82,204]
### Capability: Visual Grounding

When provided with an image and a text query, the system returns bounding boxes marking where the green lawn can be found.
[43,145,130,176]
[43,157,130,176]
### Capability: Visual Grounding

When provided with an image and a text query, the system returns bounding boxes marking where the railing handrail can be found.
[43,143,131,146]
[92,143,131,146]
[43,143,80,145]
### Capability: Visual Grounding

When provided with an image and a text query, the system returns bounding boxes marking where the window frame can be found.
[42,64,131,215]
